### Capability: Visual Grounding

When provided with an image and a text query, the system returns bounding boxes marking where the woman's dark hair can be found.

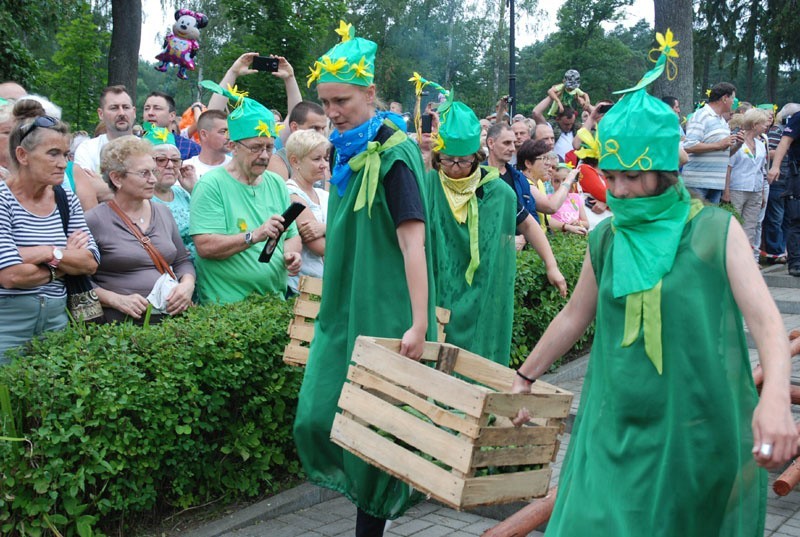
[431,148,486,175]
[8,101,69,168]
[655,171,680,196]
[516,139,549,171]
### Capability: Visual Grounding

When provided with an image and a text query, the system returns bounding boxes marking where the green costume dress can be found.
[546,207,766,536]
[428,167,518,365]
[293,124,437,520]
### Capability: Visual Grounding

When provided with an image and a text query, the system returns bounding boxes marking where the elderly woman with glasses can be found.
[146,125,198,260]
[0,104,99,363]
[85,135,195,324]
[420,77,566,367]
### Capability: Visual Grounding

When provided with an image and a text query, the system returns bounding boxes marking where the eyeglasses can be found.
[19,116,59,144]
[124,169,157,179]
[440,158,476,169]
[234,140,273,155]
[154,156,182,168]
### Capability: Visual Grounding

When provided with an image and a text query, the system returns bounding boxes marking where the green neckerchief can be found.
[606,183,701,374]
[348,120,408,217]
[438,166,499,285]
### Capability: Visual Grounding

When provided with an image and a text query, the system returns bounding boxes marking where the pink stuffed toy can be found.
[155,9,208,80]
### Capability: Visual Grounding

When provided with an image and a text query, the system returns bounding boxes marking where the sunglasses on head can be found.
[19,116,59,144]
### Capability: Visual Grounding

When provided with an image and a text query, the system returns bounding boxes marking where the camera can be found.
[252,56,280,72]
[421,114,433,134]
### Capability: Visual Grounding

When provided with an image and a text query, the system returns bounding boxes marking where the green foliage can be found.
[40,3,110,131]
[0,295,302,536]
[511,232,592,369]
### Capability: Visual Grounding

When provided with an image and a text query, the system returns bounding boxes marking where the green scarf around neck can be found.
[606,181,702,374]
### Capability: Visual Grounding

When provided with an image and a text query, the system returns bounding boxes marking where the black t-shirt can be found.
[330,124,425,227]
[784,114,800,162]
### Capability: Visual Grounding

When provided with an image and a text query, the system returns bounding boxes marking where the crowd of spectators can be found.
[0,51,797,364]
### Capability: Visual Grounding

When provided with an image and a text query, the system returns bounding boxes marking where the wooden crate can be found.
[283,276,451,367]
[330,336,573,510]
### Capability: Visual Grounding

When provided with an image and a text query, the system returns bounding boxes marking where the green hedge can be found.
[0,233,591,536]
[511,232,594,369]
[0,295,301,537]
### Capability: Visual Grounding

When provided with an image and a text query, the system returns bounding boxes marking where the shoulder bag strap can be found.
[107,200,177,279]
[53,185,70,236]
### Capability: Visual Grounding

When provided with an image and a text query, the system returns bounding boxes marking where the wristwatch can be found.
[48,247,64,268]
[244,231,254,245]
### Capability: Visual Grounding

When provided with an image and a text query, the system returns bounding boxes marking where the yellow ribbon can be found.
[574,127,600,161]
[349,125,408,217]
[439,167,499,285]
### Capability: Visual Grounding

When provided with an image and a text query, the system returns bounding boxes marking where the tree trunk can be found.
[108,0,142,102]
[652,0,694,116]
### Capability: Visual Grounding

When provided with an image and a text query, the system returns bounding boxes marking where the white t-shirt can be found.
[72,134,109,173]
[183,154,231,179]
[286,179,328,294]
[554,131,574,161]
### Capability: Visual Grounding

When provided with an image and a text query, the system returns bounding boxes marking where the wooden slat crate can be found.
[283,276,451,367]
[330,336,573,510]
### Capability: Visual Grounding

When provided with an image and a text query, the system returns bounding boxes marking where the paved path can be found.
[210,264,800,537]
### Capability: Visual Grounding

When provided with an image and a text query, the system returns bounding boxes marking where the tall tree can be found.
[653,0,693,114]
[108,0,142,102]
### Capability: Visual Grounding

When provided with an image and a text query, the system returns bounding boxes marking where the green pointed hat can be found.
[199,80,282,141]
[408,73,480,157]
[307,21,376,88]
[597,29,681,172]
[141,122,177,147]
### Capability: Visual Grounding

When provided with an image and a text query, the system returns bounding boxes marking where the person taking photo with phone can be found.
[189,82,301,304]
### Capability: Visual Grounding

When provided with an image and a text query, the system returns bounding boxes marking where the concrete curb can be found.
[174,483,340,537]
[541,352,590,384]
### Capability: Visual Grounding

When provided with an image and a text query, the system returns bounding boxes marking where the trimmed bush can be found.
[0,295,301,536]
[511,232,594,369]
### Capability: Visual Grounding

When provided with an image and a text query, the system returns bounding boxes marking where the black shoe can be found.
[789,266,800,277]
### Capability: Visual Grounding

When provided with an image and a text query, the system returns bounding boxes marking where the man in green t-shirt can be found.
[189,81,301,304]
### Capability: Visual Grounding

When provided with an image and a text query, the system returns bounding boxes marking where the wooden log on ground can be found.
[775,460,800,496]
[481,486,558,537]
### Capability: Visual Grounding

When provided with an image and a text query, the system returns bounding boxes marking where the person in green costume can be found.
[410,74,567,366]
[511,29,797,537]
[293,21,437,537]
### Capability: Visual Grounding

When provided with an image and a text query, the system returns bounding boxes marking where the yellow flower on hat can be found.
[409,72,425,96]
[350,56,371,80]
[274,123,285,135]
[255,119,272,137]
[655,28,679,57]
[153,128,169,143]
[335,20,353,43]
[320,55,349,77]
[307,62,322,88]
[227,84,249,100]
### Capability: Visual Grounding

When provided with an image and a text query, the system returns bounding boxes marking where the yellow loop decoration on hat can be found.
[409,72,426,96]
[647,30,679,81]
[432,132,445,153]
[602,139,653,170]
[349,125,408,217]
[334,20,353,43]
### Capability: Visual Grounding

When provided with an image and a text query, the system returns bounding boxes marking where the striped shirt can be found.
[682,104,731,190]
[0,182,100,298]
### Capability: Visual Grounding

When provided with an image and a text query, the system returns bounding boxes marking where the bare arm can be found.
[193,214,286,260]
[274,56,301,123]
[726,218,797,468]
[533,95,553,122]
[533,167,581,214]
[207,53,259,111]
[768,136,792,182]
[517,215,567,297]
[0,263,51,289]
[290,194,325,256]
[513,249,597,389]
[396,220,429,359]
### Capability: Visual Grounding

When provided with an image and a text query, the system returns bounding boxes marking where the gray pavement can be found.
[190,264,800,537]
